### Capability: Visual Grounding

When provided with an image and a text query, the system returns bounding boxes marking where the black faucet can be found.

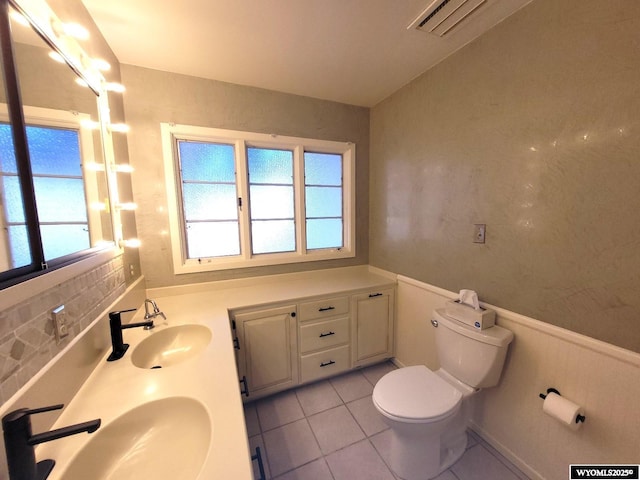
[107,308,154,362]
[2,404,100,480]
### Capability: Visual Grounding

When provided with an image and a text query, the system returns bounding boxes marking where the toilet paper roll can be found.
[542,392,584,430]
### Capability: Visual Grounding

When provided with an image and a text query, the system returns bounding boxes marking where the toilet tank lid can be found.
[434,309,514,347]
[373,365,462,421]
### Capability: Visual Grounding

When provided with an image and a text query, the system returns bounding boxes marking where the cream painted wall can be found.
[120,65,370,288]
[370,0,640,353]
[395,275,640,480]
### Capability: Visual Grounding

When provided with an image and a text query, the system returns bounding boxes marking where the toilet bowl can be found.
[373,365,474,479]
[373,308,514,480]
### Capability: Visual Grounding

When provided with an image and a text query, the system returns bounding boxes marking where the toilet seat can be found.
[372,365,462,424]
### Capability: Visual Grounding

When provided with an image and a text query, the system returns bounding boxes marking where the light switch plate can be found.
[52,305,69,343]
[473,224,486,244]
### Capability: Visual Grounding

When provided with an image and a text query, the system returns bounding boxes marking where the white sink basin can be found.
[59,397,210,480]
[131,324,212,369]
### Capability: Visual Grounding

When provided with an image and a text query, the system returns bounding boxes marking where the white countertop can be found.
[35,266,395,480]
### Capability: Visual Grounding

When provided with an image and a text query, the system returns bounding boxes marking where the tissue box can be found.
[445,299,496,330]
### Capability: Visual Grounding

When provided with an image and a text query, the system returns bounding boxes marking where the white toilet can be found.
[372,308,514,480]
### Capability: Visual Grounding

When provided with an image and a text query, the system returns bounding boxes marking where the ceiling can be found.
[81,0,532,107]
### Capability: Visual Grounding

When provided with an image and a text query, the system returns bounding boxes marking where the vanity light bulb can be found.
[90,202,107,211]
[48,51,66,63]
[63,22,89,40]
[120,238,141,249]
[109,123,130,133]
[10,12,29,27]
[85,162,106,171]
[104,82,126,93]
[112,164,134,173]
[116,202,138,211]
[80,119,100,130]
[91,58,111,71]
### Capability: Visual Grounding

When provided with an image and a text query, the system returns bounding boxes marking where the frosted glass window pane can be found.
[178,141,235,183]
[34,177,88,222]
[3,177,26,223]
[305,186,342,218]
[186,221,240,258]
[306,219,343,250]
[26,126,81,176]
[304,152,342,186]
[249,185,293,219]
[183,183,237,221]
[0,123,17,173]
[7,225,31,268]
[41,224,90,261]
[251,220,295,254]
[247,148,293,184]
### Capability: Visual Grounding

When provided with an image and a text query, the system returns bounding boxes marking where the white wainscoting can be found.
[394,274,640,480]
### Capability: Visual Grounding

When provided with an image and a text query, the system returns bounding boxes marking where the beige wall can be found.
[121,65,370,288]
[370,0,640,352]
[394,274,640,480]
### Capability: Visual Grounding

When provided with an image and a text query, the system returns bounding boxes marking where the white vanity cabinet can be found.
[298,296,351,383]
[231,305,298,399]
[352,289,395,367]
[230,279,395,401]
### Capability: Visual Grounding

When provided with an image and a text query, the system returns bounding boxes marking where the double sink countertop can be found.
[35,266,395,480]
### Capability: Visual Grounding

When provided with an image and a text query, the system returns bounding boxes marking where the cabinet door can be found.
[352,289,394,367]
[234,305,298,398]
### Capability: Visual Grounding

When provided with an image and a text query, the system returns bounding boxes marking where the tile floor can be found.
[243,361,530,480]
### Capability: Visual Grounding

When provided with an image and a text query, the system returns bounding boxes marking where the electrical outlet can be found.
[473,224,486,244]
[52,305,69,343]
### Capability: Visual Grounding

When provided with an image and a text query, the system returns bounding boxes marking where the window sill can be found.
[173,248,355,275]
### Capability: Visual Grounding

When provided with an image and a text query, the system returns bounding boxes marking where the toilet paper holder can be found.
[538,388,586,423]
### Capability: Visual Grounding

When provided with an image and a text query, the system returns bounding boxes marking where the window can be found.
[0,124,88,266]
[162,124,355,273]
[0,106,107,282]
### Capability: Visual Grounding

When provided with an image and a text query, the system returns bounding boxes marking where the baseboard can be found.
[469,421,544,480]
[391,357,407,368]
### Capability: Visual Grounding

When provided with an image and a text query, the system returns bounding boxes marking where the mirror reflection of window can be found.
[0,122,29,270]
[0,121,91,268]
[0,6,114,282]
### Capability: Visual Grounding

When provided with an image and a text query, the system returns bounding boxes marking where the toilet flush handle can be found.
[431,319,438,328]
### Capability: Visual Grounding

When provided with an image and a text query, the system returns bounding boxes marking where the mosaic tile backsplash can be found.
[0,257,126,405]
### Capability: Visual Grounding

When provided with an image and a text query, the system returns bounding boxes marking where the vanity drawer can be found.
[299,296,349,321]
[300,345,350,383]
[300,316,349,353]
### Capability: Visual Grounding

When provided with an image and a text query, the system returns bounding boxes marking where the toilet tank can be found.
[433,309,514,389]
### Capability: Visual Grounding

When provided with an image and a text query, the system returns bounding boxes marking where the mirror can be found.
[0,4,113,275]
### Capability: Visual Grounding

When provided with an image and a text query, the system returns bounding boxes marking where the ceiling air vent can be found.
[408,0,487,37]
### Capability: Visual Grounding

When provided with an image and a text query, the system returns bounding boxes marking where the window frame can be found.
[161,123,356,274]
